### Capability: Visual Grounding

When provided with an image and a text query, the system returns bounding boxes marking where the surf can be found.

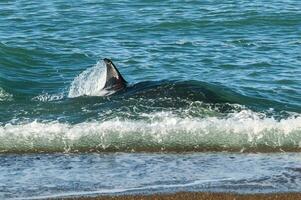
[0,108,300,153]
[1,60,300,154]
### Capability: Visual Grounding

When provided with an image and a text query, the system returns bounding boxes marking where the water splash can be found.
[68,61,108,98]
[0,87,12,102]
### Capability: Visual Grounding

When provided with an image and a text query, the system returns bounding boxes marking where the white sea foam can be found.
[0,87,12,101]
[0,110,300,153]
[32,93,64,102]
[68,61,108,98]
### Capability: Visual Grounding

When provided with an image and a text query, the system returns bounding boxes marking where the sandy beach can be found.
[57,192,301,200]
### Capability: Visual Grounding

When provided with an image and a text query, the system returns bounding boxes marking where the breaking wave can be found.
[0,110,300,153]
[1,59,301,154]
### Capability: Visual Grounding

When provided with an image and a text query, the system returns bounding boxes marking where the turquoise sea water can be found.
[0,0,301,199]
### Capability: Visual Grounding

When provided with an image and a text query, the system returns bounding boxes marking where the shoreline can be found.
[54,192,301,200]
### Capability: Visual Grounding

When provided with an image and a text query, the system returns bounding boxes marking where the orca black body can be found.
[103,58,127,91]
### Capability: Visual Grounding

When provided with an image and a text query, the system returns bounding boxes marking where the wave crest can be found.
[0,110,300,153]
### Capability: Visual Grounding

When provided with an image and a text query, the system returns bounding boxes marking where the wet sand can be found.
[56,192,301,200]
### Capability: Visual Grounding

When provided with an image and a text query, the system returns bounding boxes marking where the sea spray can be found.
[68,61,107,97]
[0,87,12,102]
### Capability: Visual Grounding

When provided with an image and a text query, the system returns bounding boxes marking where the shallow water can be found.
[0,0,301,198]
[1,153,301,199]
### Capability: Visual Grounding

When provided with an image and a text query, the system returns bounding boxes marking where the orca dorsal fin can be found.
[103,58,127,90]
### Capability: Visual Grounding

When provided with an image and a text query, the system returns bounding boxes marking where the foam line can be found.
[0,110,300,153]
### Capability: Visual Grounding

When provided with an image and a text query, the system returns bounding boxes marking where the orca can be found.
[103,58,127,91]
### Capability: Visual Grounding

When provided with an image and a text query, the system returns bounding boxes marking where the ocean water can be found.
[0,0,301,199]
